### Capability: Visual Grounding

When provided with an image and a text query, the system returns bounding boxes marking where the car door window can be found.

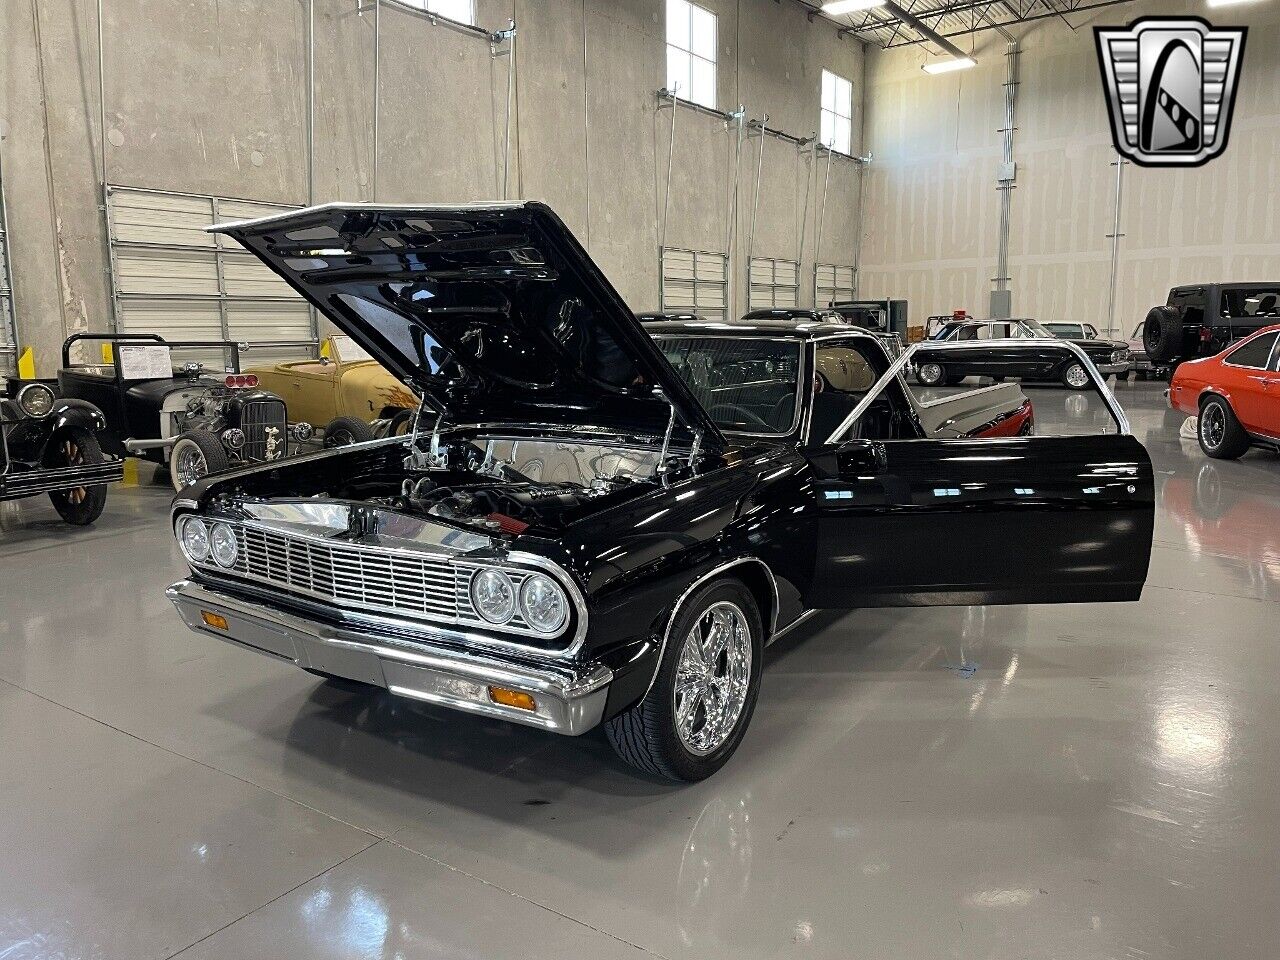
[1220,288,1280,319]
[1225,332,1279,369]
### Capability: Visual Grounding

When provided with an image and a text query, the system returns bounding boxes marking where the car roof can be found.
[642,318,869,340]
[740,308,829,320]
[635,311,705,322]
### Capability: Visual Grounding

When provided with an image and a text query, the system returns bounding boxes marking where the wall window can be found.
[667,0,717,109]
[404,0,475,25]
[820,70,853,155]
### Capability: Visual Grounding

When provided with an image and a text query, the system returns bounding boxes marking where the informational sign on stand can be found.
[118,344,173,380]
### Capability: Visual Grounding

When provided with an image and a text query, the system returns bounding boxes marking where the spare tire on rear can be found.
[1143,305,1184,363]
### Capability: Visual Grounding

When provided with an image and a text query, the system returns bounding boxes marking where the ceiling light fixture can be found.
[922,56,977,74]
[821,0,888,14]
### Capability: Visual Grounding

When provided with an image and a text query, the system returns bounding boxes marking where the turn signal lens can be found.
[200,611,229,630]
[488,686,536,711]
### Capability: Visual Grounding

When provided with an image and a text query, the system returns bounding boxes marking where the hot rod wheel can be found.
[170,431,230,491]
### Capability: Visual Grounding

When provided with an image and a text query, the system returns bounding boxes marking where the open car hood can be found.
[209,202,723,447]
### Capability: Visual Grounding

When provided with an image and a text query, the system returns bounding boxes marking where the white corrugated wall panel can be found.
[661,248,728,320]
[107,188,314,355]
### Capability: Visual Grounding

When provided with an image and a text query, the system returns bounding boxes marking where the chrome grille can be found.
[231,524,459,620]
[241,398,287,463]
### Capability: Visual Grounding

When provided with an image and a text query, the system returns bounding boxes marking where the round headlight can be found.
[293,422,314,442]
[221,427,245,451]
[470,568,515,624]
[180,516,211,563]
[17,383,55,419]
[210,522,238,568]
[519,573,569,634]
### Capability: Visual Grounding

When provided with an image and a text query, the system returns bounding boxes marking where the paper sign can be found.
[117,344,173,380]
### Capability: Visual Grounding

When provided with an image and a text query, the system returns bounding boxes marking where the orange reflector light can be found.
[200,611,229,630]
[488,686,536,711]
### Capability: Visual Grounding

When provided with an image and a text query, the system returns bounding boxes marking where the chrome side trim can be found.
[771,608,816,641]
[641,556,782,699]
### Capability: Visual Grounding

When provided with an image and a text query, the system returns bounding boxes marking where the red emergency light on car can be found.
[224,374,259,389]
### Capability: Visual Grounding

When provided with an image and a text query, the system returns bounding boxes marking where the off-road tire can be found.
[323,415,375,447]
[1198,395,1251,460]
[605,579,763,782]
[46,427,108,525]
[1143,305,1184,364]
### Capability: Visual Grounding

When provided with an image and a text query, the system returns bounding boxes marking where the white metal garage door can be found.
[815,263,856,308]
[0,157,17,377]
[106,188,315,365]
[748,257,799,310]
[660,248,727,320]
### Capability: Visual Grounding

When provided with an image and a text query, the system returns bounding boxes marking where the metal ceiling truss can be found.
[816,0,1143,50]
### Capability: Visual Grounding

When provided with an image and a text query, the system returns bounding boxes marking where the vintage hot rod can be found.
[167,202,1154,781]
[56,334,314,490]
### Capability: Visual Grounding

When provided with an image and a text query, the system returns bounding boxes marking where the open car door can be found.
[804,339,1154,607]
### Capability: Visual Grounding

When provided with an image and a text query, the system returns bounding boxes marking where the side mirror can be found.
[809,438,887,477]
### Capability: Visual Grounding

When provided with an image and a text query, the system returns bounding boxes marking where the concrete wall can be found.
[858,0,1280,337]
[0,0,865,370]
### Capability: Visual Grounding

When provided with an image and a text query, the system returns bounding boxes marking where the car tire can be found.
[605,578,763,782]
[385,409,416,436]
[1197,395,1251,460]
[45,427,108,526]
[1143,305,1184,364]
[916,362,946,387]
[323,415,375,447]
[170,431,231,491]
[1061,362,1090,390]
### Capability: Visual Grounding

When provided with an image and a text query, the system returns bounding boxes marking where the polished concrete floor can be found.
[1,380,1278,960]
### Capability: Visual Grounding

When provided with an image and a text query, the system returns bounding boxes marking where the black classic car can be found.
[915,318,1130,389]
[741,307,905,359]
[1144,282,1280,367]
[1,379,122,524]
[166,202,1154,781]
[56,333,313,490]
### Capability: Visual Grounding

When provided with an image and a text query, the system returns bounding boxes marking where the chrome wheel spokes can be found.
[672,601,752,756]
[176,444,207,488]
[1066,364,1089,388]
[1202,405,1224,449]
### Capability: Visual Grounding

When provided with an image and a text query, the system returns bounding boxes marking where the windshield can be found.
[654,336,802,435]
[1018,319,1055,338]
[331,335,373,363]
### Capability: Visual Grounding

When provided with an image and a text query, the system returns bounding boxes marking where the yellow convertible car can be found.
[246,335,418,445]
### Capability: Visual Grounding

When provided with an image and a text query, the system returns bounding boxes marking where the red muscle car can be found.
[1168,324,1280,459]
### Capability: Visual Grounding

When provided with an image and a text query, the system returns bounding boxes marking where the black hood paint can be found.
[209,202,723,446]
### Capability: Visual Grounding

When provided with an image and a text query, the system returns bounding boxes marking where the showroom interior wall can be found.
[857,0,1280,336]
[0,0,865,372]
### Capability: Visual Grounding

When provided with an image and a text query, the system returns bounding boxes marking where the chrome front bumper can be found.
[167,579,612,735]
[1094,361,1130,375]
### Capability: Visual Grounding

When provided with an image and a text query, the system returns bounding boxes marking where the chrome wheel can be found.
[672,601,752,756]
[1064,363,1089,389]
[918,363,943,386]
[172,440,208,488]
[1200,402,1225,450]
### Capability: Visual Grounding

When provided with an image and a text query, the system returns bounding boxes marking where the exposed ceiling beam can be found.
[880,0,973,58]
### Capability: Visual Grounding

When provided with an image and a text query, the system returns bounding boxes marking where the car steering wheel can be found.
[709,403,774,431]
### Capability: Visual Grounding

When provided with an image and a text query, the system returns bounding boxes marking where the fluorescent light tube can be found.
[822,0,887,14]
[922,56,977,75]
